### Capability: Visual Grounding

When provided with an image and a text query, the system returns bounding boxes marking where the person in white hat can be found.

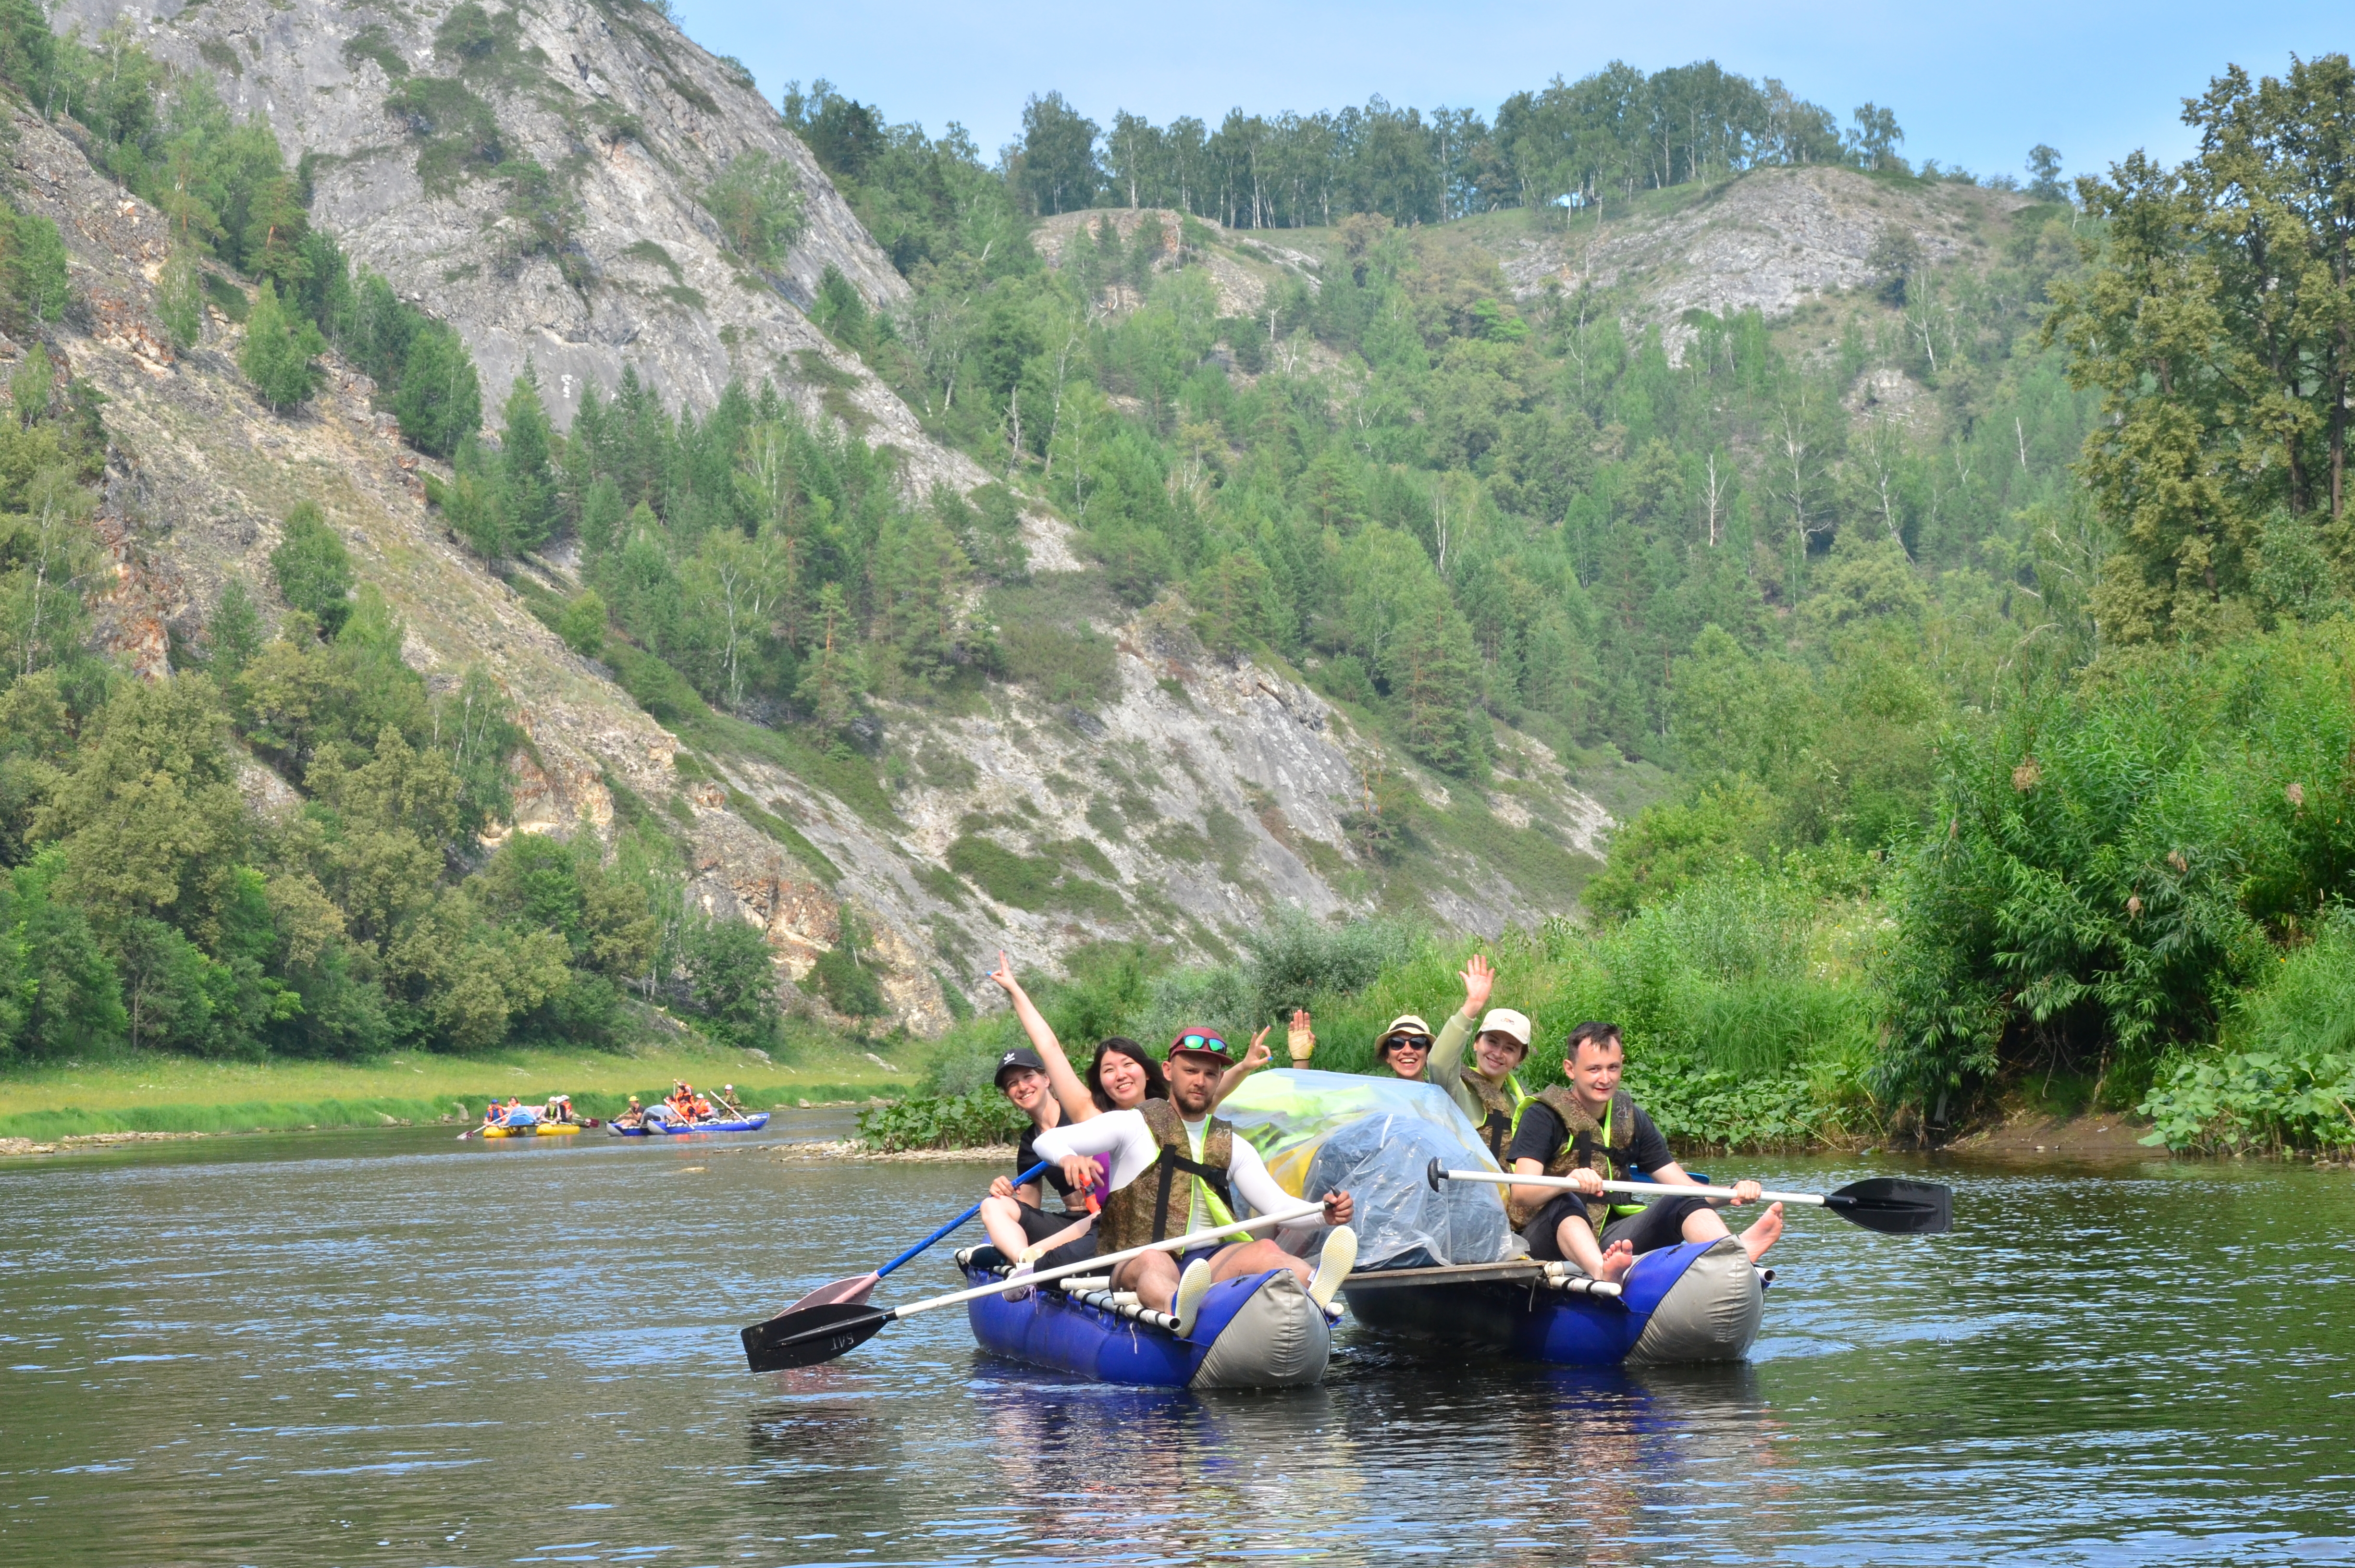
[1455,1004,1535,1159]
[1295,954,1501,1121]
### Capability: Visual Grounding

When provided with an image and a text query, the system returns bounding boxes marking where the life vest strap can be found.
[1149,1145,1236,1244]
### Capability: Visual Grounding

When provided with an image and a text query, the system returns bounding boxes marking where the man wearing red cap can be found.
[1033,1026,1357,1334]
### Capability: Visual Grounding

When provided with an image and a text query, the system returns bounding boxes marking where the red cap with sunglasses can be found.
[1165,1028,1235,1065]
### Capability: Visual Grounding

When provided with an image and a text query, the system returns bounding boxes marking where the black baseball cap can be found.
[995,1047,1045,1088]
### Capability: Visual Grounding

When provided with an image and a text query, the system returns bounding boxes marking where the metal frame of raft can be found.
[1340,1238,1769,1367]
[953,1249,1333,1388]
[609,1113,772,1137]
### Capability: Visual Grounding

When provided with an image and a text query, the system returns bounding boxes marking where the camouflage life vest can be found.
[1508,1086,1638,1232]
[1096,1098,1240,1253]
[1465,1070,1533,1161]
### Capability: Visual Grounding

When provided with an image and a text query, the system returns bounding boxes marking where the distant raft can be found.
[1341,1237,1765,1366]
[954,1249,1332,1388]
[480,1121,582,1138]
[609,1112,771,1137]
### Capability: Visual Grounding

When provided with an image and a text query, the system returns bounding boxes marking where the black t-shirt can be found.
[1505,1099,1672,1176]
[1016,1121,1079,1204]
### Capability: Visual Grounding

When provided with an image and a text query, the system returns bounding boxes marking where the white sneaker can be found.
[1308,1225,1358,1311]
[1172,1259,1216,1336]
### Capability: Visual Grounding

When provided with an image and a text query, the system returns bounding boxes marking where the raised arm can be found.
[1430,954,1492,1109]
[1212,1026,1273,1109]
[986,951,1098,1122]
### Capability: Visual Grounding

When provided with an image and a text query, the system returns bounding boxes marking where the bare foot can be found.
[1596,1239,1637,1283]
[1739,1201,1785,1262]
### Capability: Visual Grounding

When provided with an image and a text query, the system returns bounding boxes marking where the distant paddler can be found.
[1032,1026,1357,1334]
[1508,1021,1782,1283]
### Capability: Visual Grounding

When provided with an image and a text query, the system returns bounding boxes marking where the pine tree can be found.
[157,245,203,349]
[239,281,325,412]
[390,323,481,458]
[203,577,265,677]
[496,368,558,553]
[794,582,865,737]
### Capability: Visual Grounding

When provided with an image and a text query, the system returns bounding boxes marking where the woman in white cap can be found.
[1297,954,1503,1118]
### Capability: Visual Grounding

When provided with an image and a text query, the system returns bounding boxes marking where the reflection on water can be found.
[2,1127,2353,1565]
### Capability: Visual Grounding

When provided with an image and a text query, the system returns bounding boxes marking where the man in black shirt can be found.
[1505,1021,1784,1283]
[978,1047,1099,1271]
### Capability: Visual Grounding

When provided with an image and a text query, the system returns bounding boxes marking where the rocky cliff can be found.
[55,0,1004,497]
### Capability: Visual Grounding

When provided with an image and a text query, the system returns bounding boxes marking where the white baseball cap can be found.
[1477,1008,1532,1048]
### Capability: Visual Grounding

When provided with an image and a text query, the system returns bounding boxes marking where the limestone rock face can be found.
[1488,165,2028,364]
[57,0,994,497]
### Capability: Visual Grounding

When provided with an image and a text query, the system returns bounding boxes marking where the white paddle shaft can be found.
[1442,1168,1827,1208]
[889,1203,1328,1320]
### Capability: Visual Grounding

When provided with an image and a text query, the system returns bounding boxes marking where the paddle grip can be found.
[876,1162,1050,1279]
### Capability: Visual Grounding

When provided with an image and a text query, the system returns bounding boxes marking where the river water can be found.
[2,1120,2351,1566]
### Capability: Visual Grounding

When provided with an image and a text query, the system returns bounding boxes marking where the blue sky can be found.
[671,0,2344,190]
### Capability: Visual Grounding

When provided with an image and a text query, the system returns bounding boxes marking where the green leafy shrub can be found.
[1879,623,2355,1113]
[988,581,1121,707]
[855,1085,1023,1151]
[2140,910,2355,1152]
[703,151,805,268]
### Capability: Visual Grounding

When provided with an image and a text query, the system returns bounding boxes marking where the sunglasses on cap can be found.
[1171,1031,1229,1053]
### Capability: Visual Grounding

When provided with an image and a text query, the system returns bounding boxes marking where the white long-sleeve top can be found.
[1031,1107,1317,1236]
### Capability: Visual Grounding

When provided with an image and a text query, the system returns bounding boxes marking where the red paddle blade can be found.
[784,1272,880,1313]
[741,1301,889,1372]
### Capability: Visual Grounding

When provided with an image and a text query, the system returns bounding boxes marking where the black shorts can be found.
[1523,1191,1716,1262]
[972,1203,1097,1273]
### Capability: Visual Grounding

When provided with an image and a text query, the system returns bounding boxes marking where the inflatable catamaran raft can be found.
[1217,1072,1772,1366]
[739,1072,1946,1383]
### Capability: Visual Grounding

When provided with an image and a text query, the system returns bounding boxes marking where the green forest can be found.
[0,5,2347,1157]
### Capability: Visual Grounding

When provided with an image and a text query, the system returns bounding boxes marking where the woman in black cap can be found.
[976,1044,1099,1271]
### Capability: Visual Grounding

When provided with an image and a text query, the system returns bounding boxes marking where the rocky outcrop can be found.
[1489,165,2028,363]
[56,0,999,497]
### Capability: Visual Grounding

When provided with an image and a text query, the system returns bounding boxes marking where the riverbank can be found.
[0,1038,924,1148]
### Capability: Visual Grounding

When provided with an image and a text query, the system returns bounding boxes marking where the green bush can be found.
[1878,623,2355,1112]
[2140,910,2355,1152]
[703,151,805,268]
[991,583,1120,707]
[855,1084,1023,1151]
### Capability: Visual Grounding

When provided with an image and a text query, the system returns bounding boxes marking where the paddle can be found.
[780,1162,1055,1315]
[1426,1160,1952,1236]
[741,1202,1326,1372]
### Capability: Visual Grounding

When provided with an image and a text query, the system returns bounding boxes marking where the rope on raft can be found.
[953,1248,1182,1332]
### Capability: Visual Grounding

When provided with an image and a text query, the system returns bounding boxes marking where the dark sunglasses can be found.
[1382,1034,1433,1053]
[1174,1032,1228,1052]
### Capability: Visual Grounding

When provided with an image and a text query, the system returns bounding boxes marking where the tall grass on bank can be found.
[903,879,1875,1153]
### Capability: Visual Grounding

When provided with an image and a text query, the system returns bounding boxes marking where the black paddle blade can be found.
[740,1301,890,1372]
[1824,1177,1952,1235]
